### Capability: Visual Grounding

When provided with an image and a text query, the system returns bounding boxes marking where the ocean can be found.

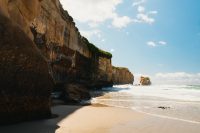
[90,84,200,124]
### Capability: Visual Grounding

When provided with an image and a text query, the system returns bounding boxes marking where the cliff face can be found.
[0,0,134,123]
[0,13,53,124]
[112,67,134,84]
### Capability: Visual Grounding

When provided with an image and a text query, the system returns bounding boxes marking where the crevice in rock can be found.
[30,25,46,48]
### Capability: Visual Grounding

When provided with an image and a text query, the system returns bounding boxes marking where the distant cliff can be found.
[112,67,134,84]
[0,0,134,124]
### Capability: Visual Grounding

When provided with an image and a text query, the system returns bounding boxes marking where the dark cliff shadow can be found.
[0,85,129,133]
[0,102,83,133]
[90,85,131,98]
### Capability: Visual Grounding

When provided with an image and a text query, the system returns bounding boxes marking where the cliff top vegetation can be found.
[82,37,112,58]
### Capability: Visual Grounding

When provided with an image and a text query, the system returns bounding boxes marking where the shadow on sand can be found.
[0,102,83,133]
[0,86,124,133]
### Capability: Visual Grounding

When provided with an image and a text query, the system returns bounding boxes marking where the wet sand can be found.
[0,105,199,133]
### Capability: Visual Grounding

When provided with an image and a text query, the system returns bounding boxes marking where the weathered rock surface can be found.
[0,0,134,123]
[0,13,53,124]
[140,76,151,85]
[63,83,91,103]
[112,67,134,84]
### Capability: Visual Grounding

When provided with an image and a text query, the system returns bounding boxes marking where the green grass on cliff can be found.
[113,66,128,70]
[82,37,112,58]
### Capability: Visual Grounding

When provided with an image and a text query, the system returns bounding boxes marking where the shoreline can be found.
[93,102,200,125]
[0,104,200,133]
[131,107,200,124]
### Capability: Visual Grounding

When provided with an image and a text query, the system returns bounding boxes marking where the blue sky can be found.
[60,0,200,84]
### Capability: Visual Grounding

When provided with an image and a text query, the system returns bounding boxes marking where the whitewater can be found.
[90,84,200,124]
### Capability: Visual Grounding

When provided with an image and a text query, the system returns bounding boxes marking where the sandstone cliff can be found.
[112,67,134,84]
[0,13,53,124]
[0,0,134,124]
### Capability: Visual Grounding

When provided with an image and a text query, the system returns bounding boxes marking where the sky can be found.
[60,0,200,84]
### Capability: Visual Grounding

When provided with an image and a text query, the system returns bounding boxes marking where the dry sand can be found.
[0,105,200,133]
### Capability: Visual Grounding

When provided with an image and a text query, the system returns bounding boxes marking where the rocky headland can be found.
[0,0,134,124]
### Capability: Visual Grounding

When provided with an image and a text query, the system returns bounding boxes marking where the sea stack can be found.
[140,76,151,85]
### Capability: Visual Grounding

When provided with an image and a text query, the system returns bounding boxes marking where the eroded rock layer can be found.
[112,67,134,85]
[0,13,53,124]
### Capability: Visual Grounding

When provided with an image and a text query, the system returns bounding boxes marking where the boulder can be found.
[62,83,91,103]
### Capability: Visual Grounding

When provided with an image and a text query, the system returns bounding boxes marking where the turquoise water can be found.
[91,84,200,124]
[186,85,200,90]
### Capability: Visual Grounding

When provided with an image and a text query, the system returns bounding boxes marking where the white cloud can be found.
[60,0,158,39]
[60,0,157,29]
[147,41,156,47]
[80,29,101,39]
[88,22,99,28]
[60,0,121,23]
[60,0,132,28]
[155,72,193,79]
[110,49,115,52]
[134,72,200,85]
[147,41,167,47]
[148,11,158,15]
[158,41,167,45]
[132,1,157,24]
[135,13,155,24]
[112,15,133,28]
[101,39,106,42]
[132,0,146,7]
[154,72,200,85]
[137,6,145,13]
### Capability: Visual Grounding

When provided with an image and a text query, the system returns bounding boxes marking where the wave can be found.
[90,84,200,123]
[101,84,200,102]
[91,97,200,124]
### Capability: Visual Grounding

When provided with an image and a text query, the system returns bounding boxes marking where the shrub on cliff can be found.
[82,37,112,58]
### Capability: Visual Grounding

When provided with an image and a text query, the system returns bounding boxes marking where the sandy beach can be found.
[0,104,199,133]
